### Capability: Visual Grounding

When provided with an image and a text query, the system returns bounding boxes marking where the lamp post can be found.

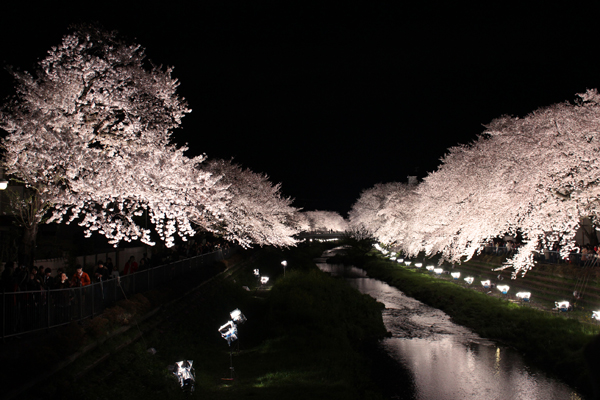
[281,260,287,276]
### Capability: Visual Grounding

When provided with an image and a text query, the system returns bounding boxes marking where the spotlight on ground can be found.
[516,292,531,301]
[172,360,195,393]
[230,309,247,324]
[464,276,474,284]
[497,285,510,294]
[219,321,238,346]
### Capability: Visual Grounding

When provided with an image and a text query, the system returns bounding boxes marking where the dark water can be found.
[316,249,583,400]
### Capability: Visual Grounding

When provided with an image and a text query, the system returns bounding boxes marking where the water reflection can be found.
[317,260,582,400]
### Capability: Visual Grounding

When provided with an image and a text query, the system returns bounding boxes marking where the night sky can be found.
[2,3,599,215]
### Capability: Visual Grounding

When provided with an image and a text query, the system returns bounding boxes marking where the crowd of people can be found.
[0,237,233,336]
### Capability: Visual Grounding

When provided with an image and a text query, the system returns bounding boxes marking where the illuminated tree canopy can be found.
[0,26,298,249]
[349,90,600,277]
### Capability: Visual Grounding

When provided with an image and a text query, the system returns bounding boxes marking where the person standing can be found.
[71,265,91,287]
[123,256,138,275]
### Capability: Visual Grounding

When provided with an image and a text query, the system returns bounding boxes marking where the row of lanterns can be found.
[374,243,600,321]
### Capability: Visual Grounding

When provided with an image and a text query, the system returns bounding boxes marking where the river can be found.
[315,248,583,400]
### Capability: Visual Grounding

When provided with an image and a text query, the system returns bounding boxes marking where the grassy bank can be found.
[19,242,388,400]
[329,245,600,397]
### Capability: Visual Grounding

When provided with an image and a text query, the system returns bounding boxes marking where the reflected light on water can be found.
[317,256,582,400]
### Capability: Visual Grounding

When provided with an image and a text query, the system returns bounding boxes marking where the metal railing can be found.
[1,248,232,339]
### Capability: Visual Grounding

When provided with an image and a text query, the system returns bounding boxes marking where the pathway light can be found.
[415,263,422,268]
[464,276,474,284]
[260,276,269,284]
[516,292,531,301]
[404,261,412,266]
[555,301,570,311]
[593,311,600,321]
[433,268,443,275]
[497,285,510,294]
[451,272,460,279]
[481,280,490,289]
[426,266,435,271]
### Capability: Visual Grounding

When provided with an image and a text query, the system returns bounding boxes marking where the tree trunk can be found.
[19,221,38,268]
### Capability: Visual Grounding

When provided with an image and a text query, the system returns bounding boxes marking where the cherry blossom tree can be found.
[0,25,228,252]
[203,159,300,248]
[396,89,600,276]
[348,182,415,245]
[300,210,348,232]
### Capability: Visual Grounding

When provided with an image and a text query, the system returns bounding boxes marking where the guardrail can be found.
[1,248,232,339]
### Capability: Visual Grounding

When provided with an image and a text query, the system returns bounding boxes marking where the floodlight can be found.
[451,272,460,279]
[592,311,600,321]
[260,276,269,284]
[464,276,474,284]
[555,301,570,311]
[172,360,195,392]
[253,269,260,276]
[516,292,531,301]
[497,285,510,294]
[481,280,490,288]
[433,268,443,275]
[219,321,238,345]
[230,308,247,324]
[426,266,435,271]
[415,263,423,268]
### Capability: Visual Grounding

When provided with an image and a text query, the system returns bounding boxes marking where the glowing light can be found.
[230,309,247,324]
[172,360,195,392]
[451,272,460,279]
[219,321,238,345]
[390,257,397,261]
[426,266,435,271]
[0,181,7,190]
[555,301,570,311]
[592,311,600,321]
[415,263,423,268]
[260,276,269,284]
[464,276,474,284]
[516,292,531,301]
[405,261,412,266]
[253,269,259,276]
[281,260,287,267]
[481,280,490,288]
[497,285,510,294]
[433,268,443,275]
[398,258,404,263]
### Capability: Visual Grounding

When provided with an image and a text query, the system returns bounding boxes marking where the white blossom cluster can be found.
[297,210,348,232]
[349,89,600,277]
[0,26,297,249]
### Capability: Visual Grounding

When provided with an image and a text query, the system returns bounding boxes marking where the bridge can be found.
[297,231,346,241]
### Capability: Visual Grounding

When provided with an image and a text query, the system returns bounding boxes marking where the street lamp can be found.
[281,260,287,276]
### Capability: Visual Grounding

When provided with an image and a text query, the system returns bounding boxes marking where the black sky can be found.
[2,2,600,215]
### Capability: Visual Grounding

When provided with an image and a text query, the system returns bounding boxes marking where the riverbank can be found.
[328,245,600,398]
[14,242,389,400]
